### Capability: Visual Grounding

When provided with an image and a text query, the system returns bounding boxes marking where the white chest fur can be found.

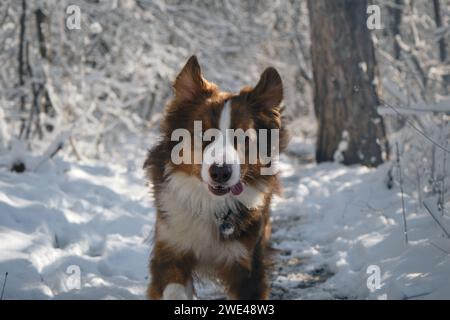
[157,171,265,265]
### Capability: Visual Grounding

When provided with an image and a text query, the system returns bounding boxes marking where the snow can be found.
[0,147,154,299]
[333,131,349,163]
[1,137,450,300]
[272,153,450,300]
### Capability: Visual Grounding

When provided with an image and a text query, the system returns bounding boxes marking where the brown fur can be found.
[144,55,288,300]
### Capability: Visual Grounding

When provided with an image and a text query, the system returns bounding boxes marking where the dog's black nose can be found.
[209,163,232,183]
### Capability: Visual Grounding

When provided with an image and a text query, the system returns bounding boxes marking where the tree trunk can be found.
[18,0,27,138]
[307,0,388,167]
[390,0,403,60]
[35,8,55,128]
[433,0,447,63]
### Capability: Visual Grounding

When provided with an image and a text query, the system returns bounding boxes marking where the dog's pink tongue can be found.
[230,181,243,196]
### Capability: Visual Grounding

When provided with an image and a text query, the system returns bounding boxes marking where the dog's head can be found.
[161,55,287,197]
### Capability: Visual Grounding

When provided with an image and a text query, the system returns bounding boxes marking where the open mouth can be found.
[208,181,243,196]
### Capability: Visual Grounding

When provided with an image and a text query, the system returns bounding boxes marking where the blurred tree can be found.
[307,0,388,167]
[390,0,403,60]
[433,0,447,63]
[18,0,26,137]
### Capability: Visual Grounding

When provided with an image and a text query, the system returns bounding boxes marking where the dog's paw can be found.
[162,283,189,300]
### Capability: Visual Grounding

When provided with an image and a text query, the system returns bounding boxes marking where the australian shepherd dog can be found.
[144,55,288,299]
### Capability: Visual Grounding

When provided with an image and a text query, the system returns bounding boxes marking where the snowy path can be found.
[1,140,450,299]
[270,153,450,300]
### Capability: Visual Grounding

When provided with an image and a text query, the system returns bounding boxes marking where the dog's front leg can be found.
[147,240,195,300]
[219,242,269,300]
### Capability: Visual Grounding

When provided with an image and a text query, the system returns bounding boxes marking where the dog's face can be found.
[161,56,285,197]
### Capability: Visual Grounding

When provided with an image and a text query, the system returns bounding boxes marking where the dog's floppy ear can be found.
[173,55,212,101]
[248,67,283,110]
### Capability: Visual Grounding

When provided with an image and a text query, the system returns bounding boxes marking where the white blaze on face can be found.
[201,100,241,187]
[219,99,231,132]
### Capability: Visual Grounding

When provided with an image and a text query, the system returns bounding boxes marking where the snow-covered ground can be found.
[272,143,450,300]
[1,136,450,300]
